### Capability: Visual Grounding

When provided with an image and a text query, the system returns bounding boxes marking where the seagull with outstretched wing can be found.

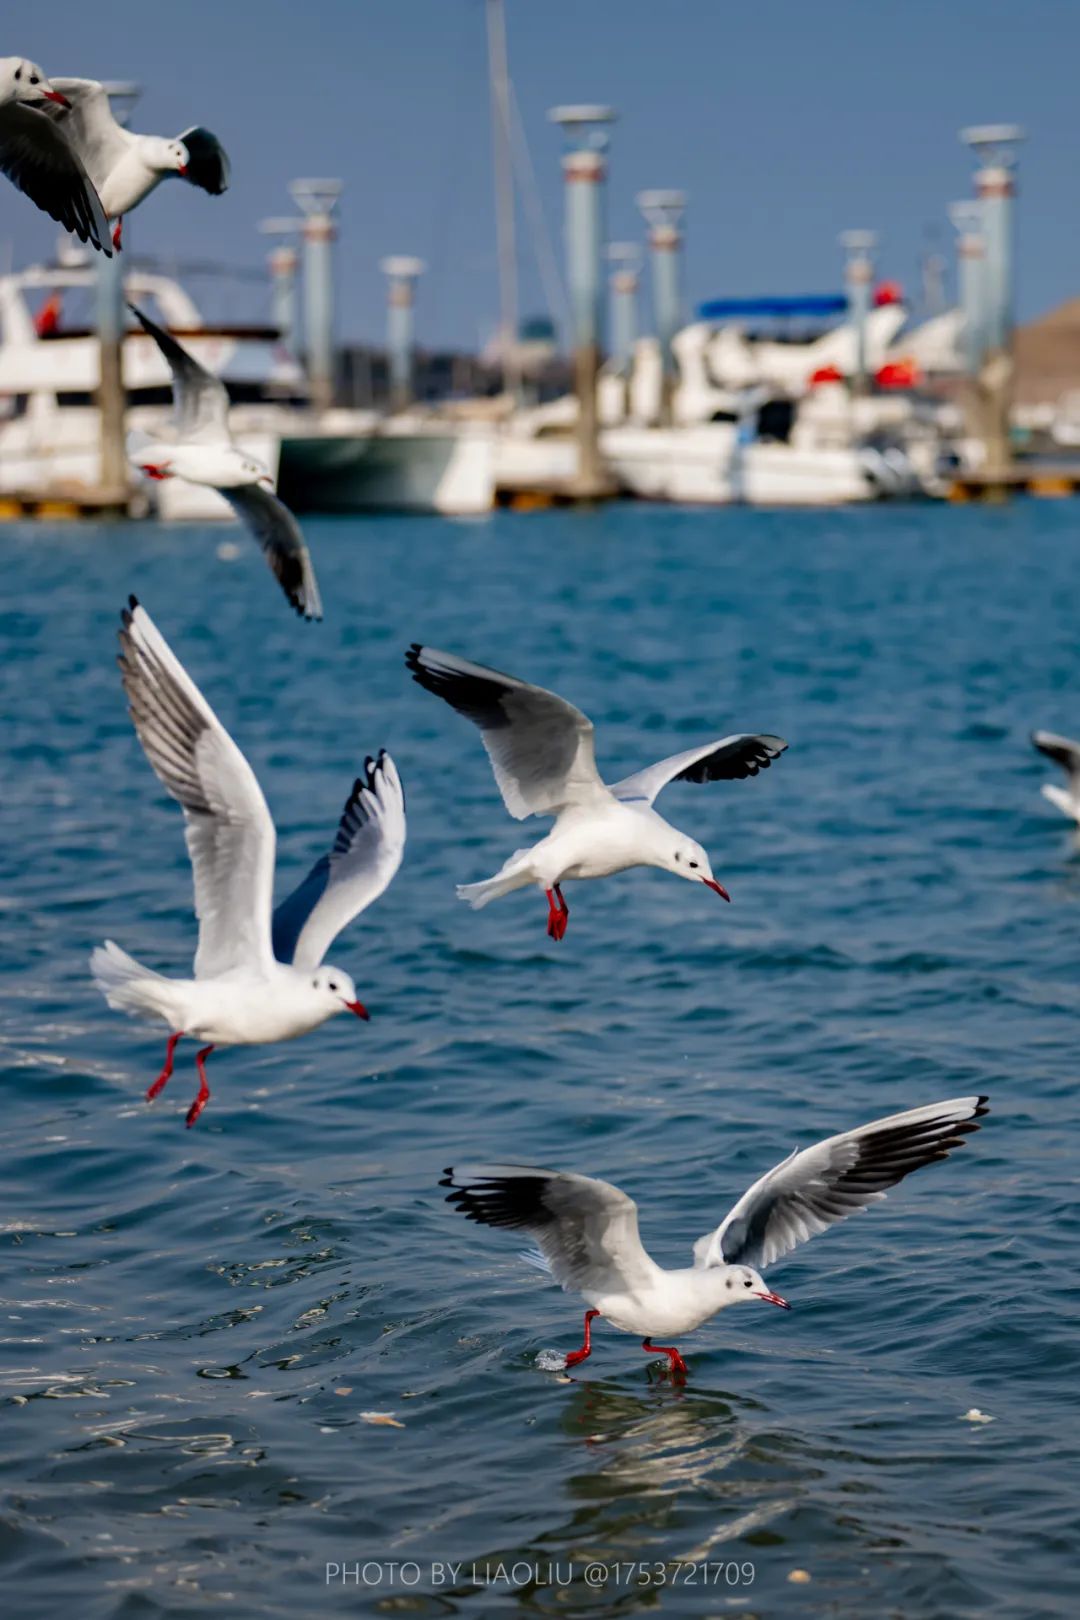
[443,1096,989,1377]
[0,56,111,253]
[1032,730,1080,824]
[38,77,228,249]
[127,303,323,621]
[406,643,786,939]
[91,598,405,1126]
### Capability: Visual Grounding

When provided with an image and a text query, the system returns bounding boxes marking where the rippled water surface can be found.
[2,503,1079,1617]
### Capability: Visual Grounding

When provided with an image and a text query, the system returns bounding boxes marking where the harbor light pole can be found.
[379,256,425,412]
[549,104,616,496]
[607,242,640,418]
[259,217,303,363]
[840,230,877,397]
[97,81,139,506]
[948,200,987,380]
[289,178,342,415]
[637,190,686,426]
[961,124,1024,478]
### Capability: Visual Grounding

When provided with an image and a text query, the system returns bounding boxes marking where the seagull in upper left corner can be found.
[37,76,228,249]
[0,56,111,253]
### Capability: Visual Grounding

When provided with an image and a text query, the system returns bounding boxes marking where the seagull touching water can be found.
[443,1096,988,1377]
[92,599,405,1125]
[406,643,786,938]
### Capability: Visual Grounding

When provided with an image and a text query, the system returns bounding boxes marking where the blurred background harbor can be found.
[2,0,1080,523]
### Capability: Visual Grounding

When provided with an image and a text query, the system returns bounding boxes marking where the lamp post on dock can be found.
[607,242,640,419]
[637,190,686,426]
[96,82,139,508]
[379,257,425,412]
[960,125,1023,480]
[289,179,342,415]
[948,201,987,379]
[549,104,616,497]
[259,217,303,363]
[840,230,876,397]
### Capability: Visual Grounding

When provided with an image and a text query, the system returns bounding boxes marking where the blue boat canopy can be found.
[697,294,848,320]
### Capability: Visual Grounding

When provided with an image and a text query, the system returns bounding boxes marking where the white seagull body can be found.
[91,599,405,1125]
[128,303,322,621]
[406,643,786,938]
[39,79,228,246]
[0,57,111,253]
[443,1095,989,1376]
[1032,730,1080,824]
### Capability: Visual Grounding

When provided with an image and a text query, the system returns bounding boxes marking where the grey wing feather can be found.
[1032,731,1080,784]
[272,751,405,970]
[0,101,111,253]
[694,1097,989,1271]
[441,1165,660,1292]
[611,734,788,805]
[405,644,607,818]
[128,302,230,442]
[44,79,129,188]
[218,483,323,622]
[117,597,277,979]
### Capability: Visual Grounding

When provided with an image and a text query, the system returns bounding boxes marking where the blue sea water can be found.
[1,502,1079,1618]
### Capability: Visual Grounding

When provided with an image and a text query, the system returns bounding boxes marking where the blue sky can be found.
[3,0,1077,347]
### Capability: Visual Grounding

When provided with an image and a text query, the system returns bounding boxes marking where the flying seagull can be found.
[128,303,322,621]
[443,1096,989,1377]
[92,599,405,1125]
[406,643,786,938]
[39,77,228,248]
[1031,731,1080,824]
[0,57,111,253]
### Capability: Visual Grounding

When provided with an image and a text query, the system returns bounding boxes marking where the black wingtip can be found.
[974,1096,990,1119]
[128,593,139,610]
[405,642,423,674]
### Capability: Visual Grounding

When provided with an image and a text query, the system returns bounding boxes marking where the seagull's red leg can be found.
[146,1032,182,1102]
[642,1338,689,1378]
[564,1309,600,1368]
[545,885,569,941]
[112,216,123,251]
[186,1044,215,1128]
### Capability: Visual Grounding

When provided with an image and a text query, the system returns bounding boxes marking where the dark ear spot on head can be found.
[674,851,681,863]
[14,67,21,81]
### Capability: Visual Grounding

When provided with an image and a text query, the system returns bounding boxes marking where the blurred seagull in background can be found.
[443,1096,989,1378]
[0,56,111,253]
[38,78,228,248]
[1031,731,1080,824]
[128,304,322,620]
[406,643,786,939]
[92,599,405,1126]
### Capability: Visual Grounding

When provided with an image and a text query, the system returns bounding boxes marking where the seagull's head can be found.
[662,835,730,902]
[1,58,69,107]
[720,1264,790,1312]
[309,965,368,1021]
[146,136,190,176]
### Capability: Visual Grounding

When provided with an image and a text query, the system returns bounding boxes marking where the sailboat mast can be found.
[486,0,521,398]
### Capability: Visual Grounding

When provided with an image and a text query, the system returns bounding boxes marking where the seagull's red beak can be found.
[43,90,71,107]
[702,877,731,902]
[141,463,174,481]
[177,164,189,176]
[754,1289,790,1310]
[343,999,369,1020]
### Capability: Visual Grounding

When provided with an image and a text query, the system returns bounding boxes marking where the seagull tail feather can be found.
[90,940,170,1018]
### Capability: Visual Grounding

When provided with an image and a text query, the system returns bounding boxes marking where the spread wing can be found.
[0,100,111,253]
[42,78,129,189]
[441,1165,661,1294]
[693,1097,989,1271]
[405,644,607,819]
[176,125,230,195]
[217,483,323,622]
[117,597,277,979]
[272,751,406,970]
[611,735,788,805]
[128,301,230,443]
[1032,730,1080,785]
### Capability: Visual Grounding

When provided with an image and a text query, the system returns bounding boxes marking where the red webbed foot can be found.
[642,1338,689,1379]
[564,1309,600,1367]
[185,1044,215,1128]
